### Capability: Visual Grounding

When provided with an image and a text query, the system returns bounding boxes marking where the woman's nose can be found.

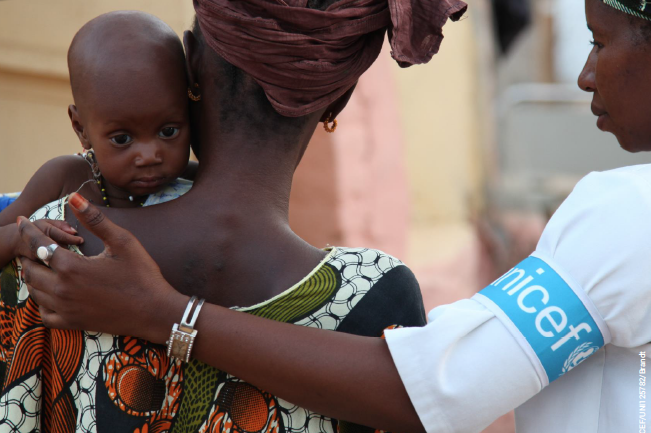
[578,49,597,93]
[134,142,163,167]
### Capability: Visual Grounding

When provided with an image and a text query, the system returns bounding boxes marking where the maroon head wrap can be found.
[194,0,467,117]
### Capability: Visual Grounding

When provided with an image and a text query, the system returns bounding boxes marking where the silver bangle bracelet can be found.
[166,296,205,362]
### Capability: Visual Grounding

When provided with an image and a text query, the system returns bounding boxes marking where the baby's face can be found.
[78,67,190,197]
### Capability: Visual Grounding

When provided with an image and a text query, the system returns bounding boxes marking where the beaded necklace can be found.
[80,151,147,208]
[96,175,146,208]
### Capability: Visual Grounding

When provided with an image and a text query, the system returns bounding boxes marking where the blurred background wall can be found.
[3,1,651,431]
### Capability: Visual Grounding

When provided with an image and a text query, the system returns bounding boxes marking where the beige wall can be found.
[395,20,484,226]
[392,10,491,299]
[0,0,194,79]
[0,69,76,192]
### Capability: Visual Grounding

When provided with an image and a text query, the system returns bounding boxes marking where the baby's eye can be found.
[159,127,180,138]
[110,134,132,146]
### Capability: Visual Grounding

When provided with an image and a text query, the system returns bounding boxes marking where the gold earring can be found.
[323,113,337,133]
[188,83,201,102]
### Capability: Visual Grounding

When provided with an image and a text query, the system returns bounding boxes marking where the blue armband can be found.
[474,254,610,386]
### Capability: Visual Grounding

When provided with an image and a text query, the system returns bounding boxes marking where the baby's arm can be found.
[0,156,84,267]
[0,155,80,226]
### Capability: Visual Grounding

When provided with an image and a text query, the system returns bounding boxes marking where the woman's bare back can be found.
[69,188,327,308]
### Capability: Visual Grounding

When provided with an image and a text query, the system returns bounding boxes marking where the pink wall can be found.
[290,44,409,259]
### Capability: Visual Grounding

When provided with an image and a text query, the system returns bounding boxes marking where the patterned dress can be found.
[0,184,426,433]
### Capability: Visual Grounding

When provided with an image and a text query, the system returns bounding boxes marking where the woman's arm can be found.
[188,304,425,432]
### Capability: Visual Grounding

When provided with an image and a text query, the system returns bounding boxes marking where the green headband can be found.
[602,0,651,21]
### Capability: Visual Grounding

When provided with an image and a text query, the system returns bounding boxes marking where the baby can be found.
[0,11,197,268]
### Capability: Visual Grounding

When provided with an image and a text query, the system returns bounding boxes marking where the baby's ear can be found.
[68,104,91,150]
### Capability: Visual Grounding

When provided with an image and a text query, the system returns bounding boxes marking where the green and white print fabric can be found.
[602,0,651,21]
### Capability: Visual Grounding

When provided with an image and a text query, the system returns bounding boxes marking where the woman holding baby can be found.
[7,0,651,433]
[0,0,463,432]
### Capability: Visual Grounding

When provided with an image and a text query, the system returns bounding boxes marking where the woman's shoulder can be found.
[544,164,651,240]
[578,163,651,194]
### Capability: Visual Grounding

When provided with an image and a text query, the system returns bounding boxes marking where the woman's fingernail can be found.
[69,193,89,212]
[16,216,26,225]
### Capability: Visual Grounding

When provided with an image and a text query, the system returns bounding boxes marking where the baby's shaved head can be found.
[68,11,186,110]
[65,11,192,199]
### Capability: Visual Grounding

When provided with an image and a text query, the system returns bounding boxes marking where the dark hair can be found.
[192,17,263,125]
[192,16,312,139]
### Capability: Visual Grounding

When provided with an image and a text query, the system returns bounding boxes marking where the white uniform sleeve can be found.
[385,300,541,433]
[385,167,651,433]
[535,168,651,348]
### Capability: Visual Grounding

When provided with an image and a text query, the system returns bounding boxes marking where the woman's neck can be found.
[189,117,314,224]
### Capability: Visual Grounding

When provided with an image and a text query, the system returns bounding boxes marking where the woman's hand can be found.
[16,192,187,343]
[15,219,84,258]
[0,219,83,269]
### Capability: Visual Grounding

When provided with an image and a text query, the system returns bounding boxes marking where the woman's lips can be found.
[591,104,608,131]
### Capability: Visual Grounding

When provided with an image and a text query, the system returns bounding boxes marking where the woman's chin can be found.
[615,136,651,153]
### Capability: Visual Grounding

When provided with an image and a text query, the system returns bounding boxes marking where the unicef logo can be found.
[478,255,606,384]
[562,342,600,373]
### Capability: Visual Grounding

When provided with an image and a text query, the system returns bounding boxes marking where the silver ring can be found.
[36,244,59,267]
